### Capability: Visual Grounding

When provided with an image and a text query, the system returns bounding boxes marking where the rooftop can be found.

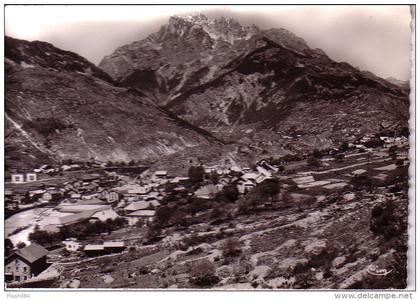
[13,244,48,263]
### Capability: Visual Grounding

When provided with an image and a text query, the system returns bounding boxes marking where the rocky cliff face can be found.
[99,14,409,151]
[5,36,219,169]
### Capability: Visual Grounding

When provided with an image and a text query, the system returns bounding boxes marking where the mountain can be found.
[385,76,410,90]
[99,14,409,151]
[5,36,221,170]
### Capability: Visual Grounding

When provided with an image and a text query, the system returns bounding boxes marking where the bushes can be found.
[24,117,73,138]
[216,184,239,203]
[29,217,128,245]
[256,178,280,197]
[221,238,242,257]
[350,175,372,189]
[307,157,320,167]
[370,200,406,240]
[188,259,219,287]
[188,166,205,185]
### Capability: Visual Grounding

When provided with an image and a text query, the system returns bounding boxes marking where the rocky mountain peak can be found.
[162,13,260,44]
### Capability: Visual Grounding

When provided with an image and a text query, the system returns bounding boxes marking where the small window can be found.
[16,267,19,272]
[24,276,27,280]
[15,259,19,264]
[23,267,27,273]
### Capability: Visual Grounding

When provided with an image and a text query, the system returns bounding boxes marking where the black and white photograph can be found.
[3,3,415,294]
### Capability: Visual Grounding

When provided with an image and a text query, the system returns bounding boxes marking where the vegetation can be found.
[215,184,239,203]
[29,218,128,246]
[221,238,242,257]
[188,166,205,185]
[24,117,73,138]
[188,259,219,287]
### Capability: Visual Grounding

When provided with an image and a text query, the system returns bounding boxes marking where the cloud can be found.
[5,5,412,80]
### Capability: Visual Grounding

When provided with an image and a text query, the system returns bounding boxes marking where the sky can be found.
[5,5,413,80]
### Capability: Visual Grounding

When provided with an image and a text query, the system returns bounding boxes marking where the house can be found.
[291,176,315,185]
[125,201,151,212]
[194,184,220,199]
[78,198,106,205]
[57,203,109,213]
[83,241,126,257]
[154,171,168,179]
[82,174,101,182]
[103,241,126,253]
[78,183,98,193]
[143,191,161,200]
[26,173,37,182]
[170,177,189,184]
[83,245,105,257]
[63,238,82,252]
[242,172,260,182]
[236,179,255,193]
[127,210,155,225]
[256,159,278,172]
[5,244,49,282]
[58,207,109,226]
[90,208,119,222]
[70,193,81,200]
[127,186,151,195]
[11,174,24,184]
[123,193,139,202]
[81,192,99,200]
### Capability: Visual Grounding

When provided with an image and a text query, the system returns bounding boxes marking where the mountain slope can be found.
[99,15,409,150]
[5,36,219,169]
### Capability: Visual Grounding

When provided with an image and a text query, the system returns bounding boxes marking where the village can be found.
[4,133,409,288]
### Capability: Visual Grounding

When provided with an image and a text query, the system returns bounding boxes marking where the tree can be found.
[219,184,239,203]
[221,238,242,257]
[188,166,205,185]
[16,242,26,249]
[128,160,135,166]
[350,175,372,189]
[312,149,323,158]
[170,210,189,227]
[307,157,320,167]
[209,171,220,185]
[339,142,349,152]
[334,153,345,163]
[257,178,280,197]
[188,259,219,287]
[154,206,174,226]
[5,239,14,257]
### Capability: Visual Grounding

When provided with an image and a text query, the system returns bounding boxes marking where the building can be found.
[83,241,126,257]
[125,201,151,212]
[63,238,82,252]
[83,245,105,257]
[127,210,156,225]
[154,171,168,179]
[5,244,49,282]
[11,174,24,184]
[90,208,119,222]
[103,242,126,253]
[100,190,121,203]
[194,184,220,199]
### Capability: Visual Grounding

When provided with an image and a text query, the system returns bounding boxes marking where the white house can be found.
[63,238,82,252]
[26,173,37,182]
[90,208,119,222]
[11,174,24,184]
[127,210,156,225]
[124,201,151,212]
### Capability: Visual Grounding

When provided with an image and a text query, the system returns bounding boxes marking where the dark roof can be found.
[15,244,49,263]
